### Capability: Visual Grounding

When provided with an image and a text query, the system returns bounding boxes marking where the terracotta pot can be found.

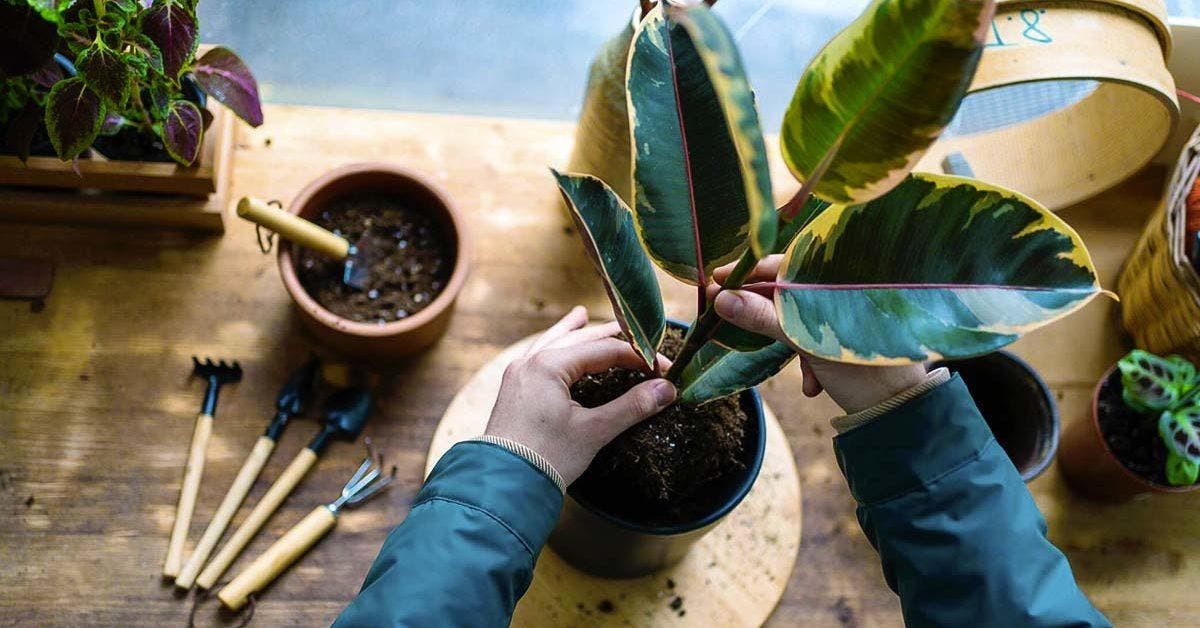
[277,163,469,360]
[546,321,767,578]
[1058,365,1199,500]
[930,351,1059,482]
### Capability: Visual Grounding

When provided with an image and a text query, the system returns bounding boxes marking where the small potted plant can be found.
[1059,350,1200,500]
[0,0,261,200]
[549,0,1104,577]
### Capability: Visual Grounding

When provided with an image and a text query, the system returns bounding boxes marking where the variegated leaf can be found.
[1159,407,1200,464]
[780,0,992,204]
[678,340,795,404]
[1119,350,1188,413]
[627,3,773,285]
[553,170,666,371]
[775,173,1102,364]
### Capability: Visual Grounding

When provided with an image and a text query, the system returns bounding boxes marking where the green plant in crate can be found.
[0,0,262,165]
[553,0,1106,405]
[1118,350,1200,485]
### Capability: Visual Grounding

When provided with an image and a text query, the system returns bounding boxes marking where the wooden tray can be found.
[425,329,803,627]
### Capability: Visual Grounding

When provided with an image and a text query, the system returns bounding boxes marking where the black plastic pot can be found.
[931,350,1059,482]
[547,325,767,578]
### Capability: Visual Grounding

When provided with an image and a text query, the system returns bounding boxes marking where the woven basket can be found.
[1117,124,1200,362]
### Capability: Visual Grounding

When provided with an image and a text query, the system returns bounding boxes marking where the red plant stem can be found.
[1179,89,1200,106]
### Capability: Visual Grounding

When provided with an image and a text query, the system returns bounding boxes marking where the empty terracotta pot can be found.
[276,163,469,360]
[1058,365,1199,500]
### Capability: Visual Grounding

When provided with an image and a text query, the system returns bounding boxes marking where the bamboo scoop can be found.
[218,451,395,611]
[236,196,371,290]
[195,387,373,590]
[164,357,242,578]
[174,358,321,589]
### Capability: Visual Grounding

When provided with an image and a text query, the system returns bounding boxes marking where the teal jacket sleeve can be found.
[835,375,1110,628]
[334,441,562,628]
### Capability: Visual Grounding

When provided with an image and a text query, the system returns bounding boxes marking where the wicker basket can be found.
[1117,124,1200,362]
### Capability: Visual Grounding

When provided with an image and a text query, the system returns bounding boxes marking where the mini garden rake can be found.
[218,448,396,611]
[164,357,242,578]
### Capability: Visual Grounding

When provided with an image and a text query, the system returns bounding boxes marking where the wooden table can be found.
[1,105,1196,627]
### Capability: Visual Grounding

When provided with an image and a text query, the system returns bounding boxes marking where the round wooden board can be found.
[425,330,802,627]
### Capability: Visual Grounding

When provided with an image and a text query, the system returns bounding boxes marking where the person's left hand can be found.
[484,306,677,485]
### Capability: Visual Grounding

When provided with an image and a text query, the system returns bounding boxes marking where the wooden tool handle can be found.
[236,197,350,260]
[163,413,213,578]
[218,506,337,611]
[195,447,319,590]
[175,436,276,589]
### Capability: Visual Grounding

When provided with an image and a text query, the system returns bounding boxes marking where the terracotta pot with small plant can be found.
[548,0,1105,577]
[1059,350,1200,500]
[0,0,262,195]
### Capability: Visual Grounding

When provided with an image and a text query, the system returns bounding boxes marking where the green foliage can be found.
[554,0,1102,404]
[1117,350,1200,486]
[0,0,261,165]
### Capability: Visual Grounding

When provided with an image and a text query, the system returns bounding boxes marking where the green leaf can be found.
[780,0,992,205]
[161,98,201,165]
[774,195,832,255]
[1165,450,1199,486]
[553,169,666,371]
[132,33,165,75]
[1159,407,1200,465]
[77,41,130,107]
[627,3,773,285]
[775,173,1103,364]
[141,0,197,79]
[44,76,104,160]
[1118,350,1191,413]
[678,340,795,404]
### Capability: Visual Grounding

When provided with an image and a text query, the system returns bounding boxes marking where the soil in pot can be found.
[1098,369,1200,487]
[569,326,749,526]
[296,193,454,324]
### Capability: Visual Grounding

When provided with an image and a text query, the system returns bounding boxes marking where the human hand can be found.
[709,256,927,415]
[484,306,677,485]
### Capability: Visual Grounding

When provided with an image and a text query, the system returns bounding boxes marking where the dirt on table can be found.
[296,193,453,324]
[570,326,750,526]
[1098,369,1199,487]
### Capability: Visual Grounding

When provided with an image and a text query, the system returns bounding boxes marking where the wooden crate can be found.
[0,99,235,232]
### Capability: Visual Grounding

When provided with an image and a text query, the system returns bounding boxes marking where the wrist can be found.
[821,363,930,415]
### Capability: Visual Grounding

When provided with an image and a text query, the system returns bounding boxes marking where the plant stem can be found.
[665,248,758,382]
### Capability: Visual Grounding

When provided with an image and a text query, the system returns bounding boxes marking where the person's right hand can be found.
[710,256,928,415]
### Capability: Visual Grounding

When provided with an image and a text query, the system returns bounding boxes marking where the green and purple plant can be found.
[1118,350,1200,486]
[1,0,262,166]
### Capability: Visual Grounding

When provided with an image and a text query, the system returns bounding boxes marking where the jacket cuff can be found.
[420,441,564,555]
[468,435,566,493]
[833,374,993,506]
[831,367,951,434]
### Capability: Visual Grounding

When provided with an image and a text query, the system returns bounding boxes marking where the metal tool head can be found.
[342,244,371,291]
[276,357,321,416]
[328,440,396,513]
[191,357,243,383]
[307,387,373,454]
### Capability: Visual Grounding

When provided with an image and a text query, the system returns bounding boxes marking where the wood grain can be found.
[0,104,1196,626]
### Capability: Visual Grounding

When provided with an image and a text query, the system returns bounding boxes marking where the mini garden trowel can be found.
[236,196,372,290]
[174,357,321,589]
[195,386,374,590]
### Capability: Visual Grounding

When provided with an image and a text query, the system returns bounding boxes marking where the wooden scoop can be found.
[236,197,371,290]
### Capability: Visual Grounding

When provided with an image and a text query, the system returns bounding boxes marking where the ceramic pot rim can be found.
[277,162,470,339]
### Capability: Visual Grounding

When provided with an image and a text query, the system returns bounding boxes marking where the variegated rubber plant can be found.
[553,0,1107,405]
[1118,350,1200,486]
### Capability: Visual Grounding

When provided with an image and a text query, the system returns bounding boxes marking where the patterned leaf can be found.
[1159,407,1200,464]
[192,46,263,126]
[77,42,130,107]
[678,340,795,404]
[141,0,197,79]
[44,77,104,161]
[780,0,992,205]
[553,170,666,371]
[627,3,773,285]
[162,99,202,165]
[1118,350,1190,413]
[774,173,1102,364]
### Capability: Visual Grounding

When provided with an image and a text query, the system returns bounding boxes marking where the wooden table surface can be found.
[2,105,1197,627]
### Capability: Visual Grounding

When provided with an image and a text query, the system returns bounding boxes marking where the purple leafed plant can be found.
[0,0,263,166]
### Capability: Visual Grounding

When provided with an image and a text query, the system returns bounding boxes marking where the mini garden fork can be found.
[164,357,243,578]
[218,448,395,611]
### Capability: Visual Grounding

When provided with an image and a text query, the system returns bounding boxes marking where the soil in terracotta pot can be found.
[296,193,453,324]
[1098,369,1199,487]
[570,326,749,526]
